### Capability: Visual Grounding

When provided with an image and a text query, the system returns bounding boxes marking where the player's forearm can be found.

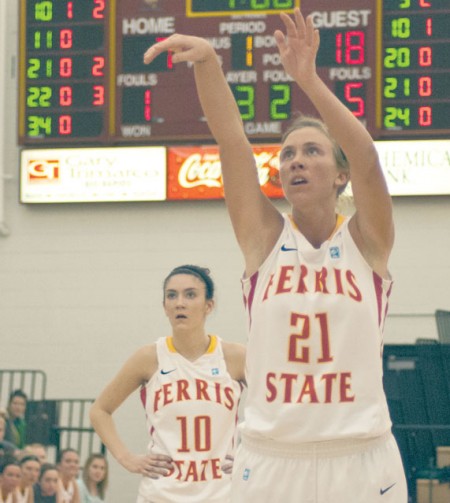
[300,74,377,164]
[193,53,247,148]
[89,406,131,466]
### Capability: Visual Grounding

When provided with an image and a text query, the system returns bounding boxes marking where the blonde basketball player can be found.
[90,265,245,503]
[143,8,407,503]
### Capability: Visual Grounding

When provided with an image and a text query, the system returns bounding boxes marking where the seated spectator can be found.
[22,444,48,465]
[18,455,40,503]
[77,453,108,503]
[57,448,81,503]
[4,390,28,449]
[33,464,59,503]
[0,456,22,503]
[0,415,18,459]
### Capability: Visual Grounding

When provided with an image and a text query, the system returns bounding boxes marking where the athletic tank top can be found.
[241,214,393,443]
[58,480,75,503]
[16,487,30,503]
[0,491,16,503]
[138,335,242,503]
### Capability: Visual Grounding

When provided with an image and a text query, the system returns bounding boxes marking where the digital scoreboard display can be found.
[18,0,450,146]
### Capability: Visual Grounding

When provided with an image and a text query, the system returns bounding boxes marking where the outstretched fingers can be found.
[274,8,309,55]
[143,34,212,65]
[143,34,178,64]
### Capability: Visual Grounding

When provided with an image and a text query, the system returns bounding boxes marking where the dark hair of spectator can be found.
[19,454,40,465]
[0,455,20,473]
[56,447,78,464]
[8,389,27,403]
[39,463,58,481]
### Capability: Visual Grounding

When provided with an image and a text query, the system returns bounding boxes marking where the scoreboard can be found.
[18,0,450,146]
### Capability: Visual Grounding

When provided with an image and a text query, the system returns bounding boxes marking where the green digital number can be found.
[384,77,411,98]
[27,59,40,79]
[384,107,410,128]
[391,18,411,39]
[34,1,53,21]
[229,0,293,9]
[273,0,293,6]
[27,86,52,108]
[234,85,255,120]
[28,115,52,136]
[33,30,53,49]
[251,0,270,8]
[384,47,411,68]
[270,84,291,120]
[27,58,53,79]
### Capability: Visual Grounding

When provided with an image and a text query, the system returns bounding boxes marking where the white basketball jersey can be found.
[241,214,393,443]
[58,480,75,503]
[16,487,30,503]
[138,335,242,503]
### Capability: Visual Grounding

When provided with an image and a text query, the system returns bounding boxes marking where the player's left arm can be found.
[276,9,394,277]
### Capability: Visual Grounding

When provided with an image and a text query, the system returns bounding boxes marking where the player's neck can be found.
[171,331,211,361]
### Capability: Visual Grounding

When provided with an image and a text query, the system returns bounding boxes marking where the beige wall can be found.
[1,1,450,500]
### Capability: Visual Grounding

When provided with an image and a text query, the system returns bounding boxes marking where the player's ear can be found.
[205,299,214,315]
[335,170,349,192]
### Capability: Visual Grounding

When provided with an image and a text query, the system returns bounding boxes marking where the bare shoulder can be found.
[129,344,158,383]
[221,341,246,384]
[91,344,159,414]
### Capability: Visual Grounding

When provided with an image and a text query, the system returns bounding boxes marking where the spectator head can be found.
[23,443,48,464]
[0,457,22,493]
[7,390,27,420]
[82,453,108,499]
[19,455,41,486]
[38,463,59,497]
[57,448,80,481]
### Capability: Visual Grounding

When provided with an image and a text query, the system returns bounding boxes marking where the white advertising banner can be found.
[375,140,450,196]
[19,140,450,203]
[20,146,167,203]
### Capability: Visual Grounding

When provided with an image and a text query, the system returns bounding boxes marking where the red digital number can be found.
[92,57,105,77]
[93,0,105,19]
[418,106,432,127]
[418,76,432,97]
[335,31,365,65]
[144,90,152,121]
[344,82,365,117]
[59,115,72,135]
[60,29,73,50]
[67,1,73,19]
[425,18,432,37]
[418,46,432,67]
[59,86,73,106]
[59,58,72,78]
[93,85,104,106]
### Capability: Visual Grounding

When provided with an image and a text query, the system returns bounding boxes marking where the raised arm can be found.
[144,36,283,276]
[89,346,172,479]
[275,10,394,275]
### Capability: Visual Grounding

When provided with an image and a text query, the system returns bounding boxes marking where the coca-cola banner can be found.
[167,145,284,200]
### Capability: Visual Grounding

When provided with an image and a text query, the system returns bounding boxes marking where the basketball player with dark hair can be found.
[90,265,246,502]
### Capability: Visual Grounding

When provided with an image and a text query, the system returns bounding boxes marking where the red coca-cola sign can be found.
[167,145,284,200]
